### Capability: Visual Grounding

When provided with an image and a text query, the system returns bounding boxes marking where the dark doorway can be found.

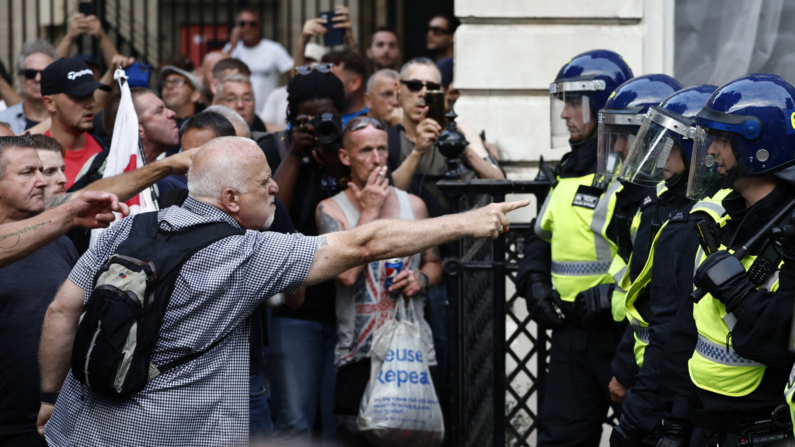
[401,0,454,61]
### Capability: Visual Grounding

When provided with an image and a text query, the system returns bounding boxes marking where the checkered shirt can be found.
[45,197,317,446]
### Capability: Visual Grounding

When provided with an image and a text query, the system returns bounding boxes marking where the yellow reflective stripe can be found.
[591,180,622,264]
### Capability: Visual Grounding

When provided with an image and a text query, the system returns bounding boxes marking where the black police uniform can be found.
[517,135,651,447]
[663,185,795,446]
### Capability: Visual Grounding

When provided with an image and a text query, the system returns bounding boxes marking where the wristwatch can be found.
[40,392,59,405]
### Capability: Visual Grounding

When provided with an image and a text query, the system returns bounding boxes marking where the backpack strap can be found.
[115,212,245,376]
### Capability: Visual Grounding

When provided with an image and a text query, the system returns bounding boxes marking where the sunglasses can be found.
[295,63,334,76]
[344,117,388,134]
[428,26,451,36]
[22,69,43,80]
[400,79,441,92]
[236,20,258,28]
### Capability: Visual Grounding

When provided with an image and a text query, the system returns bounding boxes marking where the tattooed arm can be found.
[315,199,365,287]
[0,191,127,267]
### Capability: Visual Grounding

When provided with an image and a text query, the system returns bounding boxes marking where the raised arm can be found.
[303,199,530,286]
[0,191,127,268]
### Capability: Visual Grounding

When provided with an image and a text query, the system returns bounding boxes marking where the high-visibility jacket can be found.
[688,211,781,397]
[624,193,727,367]
[535,175,621,302]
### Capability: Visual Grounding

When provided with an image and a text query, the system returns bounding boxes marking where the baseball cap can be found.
[41,58,111,97]
[158,65,201,90]
[74,53,101,69]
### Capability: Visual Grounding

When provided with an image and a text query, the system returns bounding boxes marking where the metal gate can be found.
[439,179,551,447]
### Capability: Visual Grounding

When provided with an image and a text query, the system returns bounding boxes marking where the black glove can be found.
[610,414,645,447]
[575,283,615,320]
[655,419,691,447]
[525,274,564,329]
[693,250,755,313]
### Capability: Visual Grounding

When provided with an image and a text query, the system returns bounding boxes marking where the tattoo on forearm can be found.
[0,220,52,249]
[317,236,328,248]
[317,204,342,234]
[45,193,74,210]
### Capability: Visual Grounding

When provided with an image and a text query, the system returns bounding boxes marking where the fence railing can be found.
[438,179,551,447]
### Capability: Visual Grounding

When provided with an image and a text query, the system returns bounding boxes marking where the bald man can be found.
[38,136,528,446]
[200,51,231,106]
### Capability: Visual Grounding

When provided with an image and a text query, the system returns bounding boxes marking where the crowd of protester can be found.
[0,7,505,447]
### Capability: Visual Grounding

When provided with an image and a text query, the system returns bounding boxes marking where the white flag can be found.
[90,67,158,247]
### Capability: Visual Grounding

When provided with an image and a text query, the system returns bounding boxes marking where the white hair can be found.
[187,136,254,199]
[367,68,400,93]
[215,73,253,100]
[204,104,250,138]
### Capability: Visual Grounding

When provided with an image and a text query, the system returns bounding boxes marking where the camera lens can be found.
[314,114,342,145]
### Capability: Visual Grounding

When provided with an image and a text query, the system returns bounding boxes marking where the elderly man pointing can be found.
[37,136,527,445]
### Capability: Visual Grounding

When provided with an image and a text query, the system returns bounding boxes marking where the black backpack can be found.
[71,211,244,398]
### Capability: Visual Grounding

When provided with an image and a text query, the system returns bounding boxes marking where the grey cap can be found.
[158,65,201,90]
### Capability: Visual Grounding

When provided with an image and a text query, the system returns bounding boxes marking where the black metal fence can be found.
[440,179,552,447]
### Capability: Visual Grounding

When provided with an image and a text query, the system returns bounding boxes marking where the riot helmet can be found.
[549,50,633,150]
[687,73,795,200]
[596,74,683,182]
[619,85,717,188]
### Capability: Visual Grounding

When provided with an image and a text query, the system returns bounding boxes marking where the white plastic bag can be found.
[357,296,444,446]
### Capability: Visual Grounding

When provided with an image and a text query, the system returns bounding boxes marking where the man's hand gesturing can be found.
[349,166,389,216]
[69,192,130,229]
[468,199,531,239]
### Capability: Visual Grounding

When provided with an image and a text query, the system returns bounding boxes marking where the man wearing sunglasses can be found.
[315,116,443,444]
[223,9,294,115]
[0,40,58,135]
[389,58,504,218]
[426,14,458,63]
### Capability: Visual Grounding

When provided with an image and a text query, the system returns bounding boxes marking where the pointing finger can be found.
[499,199,532,213]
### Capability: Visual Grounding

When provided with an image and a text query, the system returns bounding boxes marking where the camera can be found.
[309,113,343,145]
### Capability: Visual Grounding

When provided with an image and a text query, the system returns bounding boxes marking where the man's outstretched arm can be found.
[0,192,128,268]
[303,199,530,287]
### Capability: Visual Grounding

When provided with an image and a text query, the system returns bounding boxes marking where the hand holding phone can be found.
[319,10,344,46]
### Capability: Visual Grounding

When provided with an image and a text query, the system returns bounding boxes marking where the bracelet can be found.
[40,392,59,405]
[418,272,430,295]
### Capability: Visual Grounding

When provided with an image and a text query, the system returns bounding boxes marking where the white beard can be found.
[261,210,275,231]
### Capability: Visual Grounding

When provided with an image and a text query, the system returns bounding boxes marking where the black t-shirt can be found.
[0,236,78,435]
[24,118,39,131]
[259,131,339,322]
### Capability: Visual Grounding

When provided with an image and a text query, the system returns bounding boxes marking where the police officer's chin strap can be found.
[664,172,687,191]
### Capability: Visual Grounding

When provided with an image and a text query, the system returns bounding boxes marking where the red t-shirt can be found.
[46,131,104,189]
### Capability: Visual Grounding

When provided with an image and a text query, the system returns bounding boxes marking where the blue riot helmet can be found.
[596,74,683,182]
[619,85,717,187]
[549,50,633,149]
[687,73,795,200]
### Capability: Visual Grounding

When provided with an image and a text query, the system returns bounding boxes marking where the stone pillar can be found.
[453,0,674,187]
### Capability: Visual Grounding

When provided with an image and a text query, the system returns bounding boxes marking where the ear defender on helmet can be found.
[687,73,795,200]
[618,84,717,188]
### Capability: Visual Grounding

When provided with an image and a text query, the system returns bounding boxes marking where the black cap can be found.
[74,53,101,68]
[41,58,111,97]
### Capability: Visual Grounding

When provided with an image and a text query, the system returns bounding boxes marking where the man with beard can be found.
[367,26,401,71]
[158,65,203,129]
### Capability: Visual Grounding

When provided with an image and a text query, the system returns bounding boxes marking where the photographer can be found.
[257,68,346,442]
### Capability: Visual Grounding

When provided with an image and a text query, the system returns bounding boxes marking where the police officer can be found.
[661,74,795,447]
[516,49,633,447]
[574,74,683,405]
[605,85,719,447]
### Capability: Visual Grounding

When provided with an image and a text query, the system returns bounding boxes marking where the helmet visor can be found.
[550,79,603,150]
[596,111,642,181]
[686,127,749,200]
[619,108,693,186]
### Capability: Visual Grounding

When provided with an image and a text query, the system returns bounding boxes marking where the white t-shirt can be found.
[260,86,289,126]
[223,39,294,113]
